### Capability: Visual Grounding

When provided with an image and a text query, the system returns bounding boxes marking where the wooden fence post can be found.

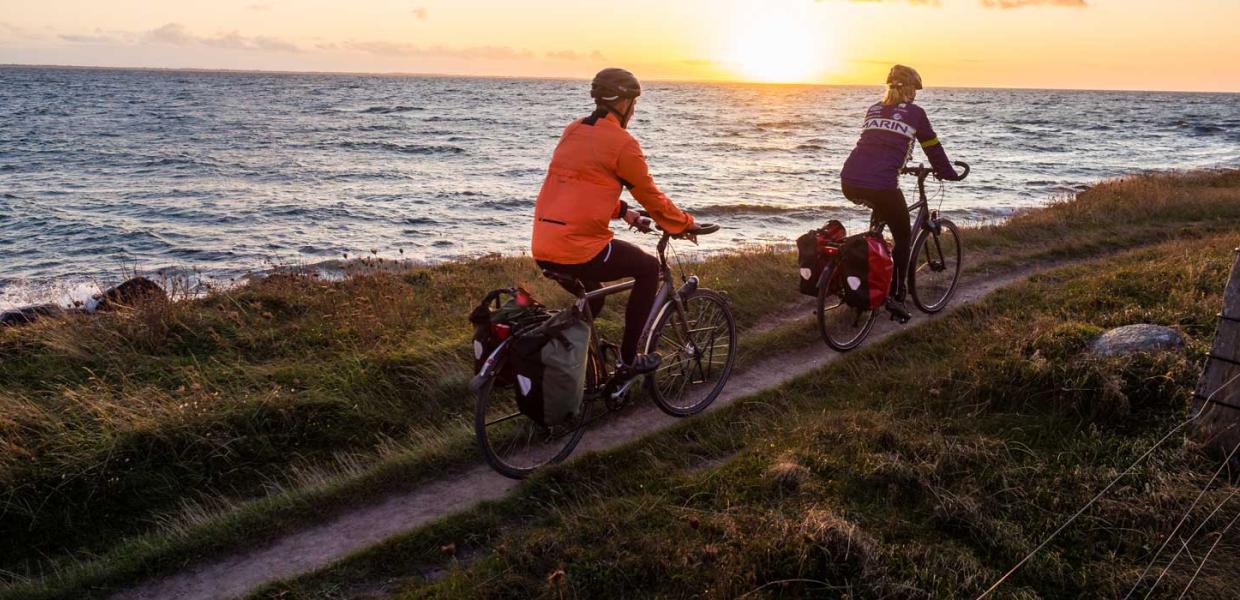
[1190,247,1240,456]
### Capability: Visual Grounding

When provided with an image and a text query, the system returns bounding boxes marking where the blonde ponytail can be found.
[882,83,916,106]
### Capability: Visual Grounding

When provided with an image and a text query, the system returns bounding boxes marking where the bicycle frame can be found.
[472,231,700,400]
[871,167,940,238]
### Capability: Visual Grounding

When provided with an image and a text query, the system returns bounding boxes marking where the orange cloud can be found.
[982,0,1085,7]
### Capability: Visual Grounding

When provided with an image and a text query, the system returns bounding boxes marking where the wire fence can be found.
[1123,438,1240,599]
[976,370,1240,600]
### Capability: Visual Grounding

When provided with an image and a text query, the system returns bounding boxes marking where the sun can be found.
[728,11,831,84]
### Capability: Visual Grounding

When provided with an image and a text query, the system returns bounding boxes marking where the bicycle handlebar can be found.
[900,160,971,181]
[634,210,720,239]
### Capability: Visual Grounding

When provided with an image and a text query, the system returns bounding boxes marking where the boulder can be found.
[93,276,167,311]
[0,277,167,328]
[0,303,65,327]
[1091,324,1184,358]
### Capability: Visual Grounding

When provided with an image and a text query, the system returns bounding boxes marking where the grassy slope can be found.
[255,229,1240,600]
[1,169,1238,598]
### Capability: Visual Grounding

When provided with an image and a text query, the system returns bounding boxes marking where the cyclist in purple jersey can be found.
[840,65,963,320]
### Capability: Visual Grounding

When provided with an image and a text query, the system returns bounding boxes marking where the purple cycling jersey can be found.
[840,101,959,190]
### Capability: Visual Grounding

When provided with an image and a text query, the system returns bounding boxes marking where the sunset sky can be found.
[1,0,1237,92]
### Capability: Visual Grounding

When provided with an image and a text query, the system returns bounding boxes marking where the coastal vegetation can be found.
[2,169,1238,599]
[262,223,1240,599]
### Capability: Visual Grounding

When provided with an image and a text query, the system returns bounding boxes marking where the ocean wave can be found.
[139,156,216,168]
[361,105,422,114]
[338,141,466,156]
[690,203,818,218]
[755,120,805,130]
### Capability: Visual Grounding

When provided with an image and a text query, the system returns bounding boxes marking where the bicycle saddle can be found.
[541,269,586,297]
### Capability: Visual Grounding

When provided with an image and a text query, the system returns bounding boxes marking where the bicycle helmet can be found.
[591,68,642,101]
[886,64,923,90]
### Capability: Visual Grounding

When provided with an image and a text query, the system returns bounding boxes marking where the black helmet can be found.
[887,64,923,90]
[591,68,642,101]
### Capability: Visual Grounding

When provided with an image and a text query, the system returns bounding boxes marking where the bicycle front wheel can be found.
[909,218,962,314]
[817,264,878,352]
[644,289,737,417]
[475,352,590,479]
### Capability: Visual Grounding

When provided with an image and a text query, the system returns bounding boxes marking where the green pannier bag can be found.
[511,306,590,427]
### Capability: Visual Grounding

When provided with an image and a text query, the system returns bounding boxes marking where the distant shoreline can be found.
[3,62,1238,95]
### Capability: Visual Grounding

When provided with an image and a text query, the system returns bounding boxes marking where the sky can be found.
[1,0,1237,92]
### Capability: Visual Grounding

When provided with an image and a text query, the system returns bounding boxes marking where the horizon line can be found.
[2,62,1237,95]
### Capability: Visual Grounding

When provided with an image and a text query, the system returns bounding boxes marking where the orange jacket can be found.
[531,113,694,265]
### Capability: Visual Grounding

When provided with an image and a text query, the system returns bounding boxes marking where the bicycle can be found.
[472,220,737,479]
[816,161,971,351]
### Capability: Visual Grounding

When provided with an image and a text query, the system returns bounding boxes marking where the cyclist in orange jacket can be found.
[532,68,696,376]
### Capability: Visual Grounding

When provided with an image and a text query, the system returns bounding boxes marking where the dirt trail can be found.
[115,265,1043,600]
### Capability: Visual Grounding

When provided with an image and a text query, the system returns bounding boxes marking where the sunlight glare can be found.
[728,10,830,84]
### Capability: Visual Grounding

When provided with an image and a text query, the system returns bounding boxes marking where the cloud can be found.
[339,40,533,60]
[144,23,196,46]
[0,21,48,41]
[545,50,606,61]
[818,0,941,6]
[820,0,1085,6]
[412,7,428,19]
[142,23,300,52]
[203,31,300,52]
[247,3,271,11]
[59,32,122,44]
[981,0,1085,7]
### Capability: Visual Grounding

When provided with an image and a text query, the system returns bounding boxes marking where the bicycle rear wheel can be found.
[645,289,737,417]
[474,352,590,479]
[909,218,962,314]
[817,264,878,352]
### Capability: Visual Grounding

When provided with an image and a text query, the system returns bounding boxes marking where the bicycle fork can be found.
[668,276,713,384]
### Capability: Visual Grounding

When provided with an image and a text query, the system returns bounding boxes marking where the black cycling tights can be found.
[537,239,659,364]
[841,183,910,301]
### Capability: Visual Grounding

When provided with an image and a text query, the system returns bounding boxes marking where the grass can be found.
[251,229,1240,600]
[1,168,1238,599]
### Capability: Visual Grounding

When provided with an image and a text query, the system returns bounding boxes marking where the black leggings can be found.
[841,183,910,300]
[537,239,659,364]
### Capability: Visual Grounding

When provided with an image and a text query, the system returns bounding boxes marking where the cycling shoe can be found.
[885,298,912,324]
[617,353,662,379]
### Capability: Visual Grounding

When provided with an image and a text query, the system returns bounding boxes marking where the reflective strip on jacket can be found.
[531,112,694,265]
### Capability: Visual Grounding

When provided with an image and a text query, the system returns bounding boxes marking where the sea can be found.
[1,65,1237,309]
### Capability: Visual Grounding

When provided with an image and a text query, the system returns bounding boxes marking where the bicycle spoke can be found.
[485,411,526,427]
[910,221,961,314]
[647,290,736,416]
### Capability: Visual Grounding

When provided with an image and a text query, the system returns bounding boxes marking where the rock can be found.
[0,277,167,328]
[93,276,167,312]
[1091,324,1184,358]
[0,303,65,327]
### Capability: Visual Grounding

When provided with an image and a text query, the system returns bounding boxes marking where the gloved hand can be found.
[934,169,963,182]
[624,209,654,233]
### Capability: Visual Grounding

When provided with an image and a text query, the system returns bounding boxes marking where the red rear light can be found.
[823,246,838,255]
[491,323,511,340]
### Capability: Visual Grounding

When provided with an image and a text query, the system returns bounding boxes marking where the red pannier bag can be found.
[795,220,847,296]
[840,233,893,310]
